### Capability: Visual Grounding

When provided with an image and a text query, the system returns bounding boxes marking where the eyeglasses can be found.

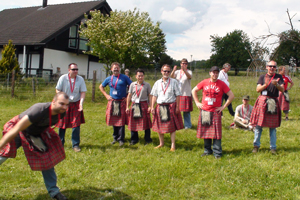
[181,63,188,65]
[162,70,170,73]
[70,68,79,71]
[268,65,276,68]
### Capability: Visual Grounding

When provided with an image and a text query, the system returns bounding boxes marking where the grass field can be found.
[1,73,300,200]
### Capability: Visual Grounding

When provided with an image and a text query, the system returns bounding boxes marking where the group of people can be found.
[0,60,294,199]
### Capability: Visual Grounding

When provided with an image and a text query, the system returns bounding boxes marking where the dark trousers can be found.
[113,126,125,142]
[222,93,235,116]
[130,129,152,143]
[204,139,222,156]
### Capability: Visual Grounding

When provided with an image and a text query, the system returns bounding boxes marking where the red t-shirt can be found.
[282,74,292,91]
[196,79,230,112]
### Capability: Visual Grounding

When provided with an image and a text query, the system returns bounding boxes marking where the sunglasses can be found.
[162,70,170,73]
[268,65,276,68]
[70,68,79,71]
[181,63,188,65]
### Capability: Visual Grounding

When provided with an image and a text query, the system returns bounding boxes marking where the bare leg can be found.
[158,133,164,146]
[170,131,176,150]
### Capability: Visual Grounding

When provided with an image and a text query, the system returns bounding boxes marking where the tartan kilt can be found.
[278,91,289,111]
[152,102,184,134]
[106,98,128,126]
[128,101,152,131]
[197,111,222,139]
[0,116,65,171]
[250,95,281,128]
[179,96,193,112]
[55,101,85,129]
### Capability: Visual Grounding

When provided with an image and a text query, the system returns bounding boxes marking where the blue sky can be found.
[1,0,300,61]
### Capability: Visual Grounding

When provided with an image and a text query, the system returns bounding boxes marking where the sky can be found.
[1,0,300,61]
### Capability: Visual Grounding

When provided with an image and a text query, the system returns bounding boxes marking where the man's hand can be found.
[126,108,129,114]
[176,107,180,114]
[271,78,280,86]
[106,95,112,101]
[147,107,151,113]
[78,104,83,111]
[215,106,225,113]
[173,65,177,71]
[196,102,203,110]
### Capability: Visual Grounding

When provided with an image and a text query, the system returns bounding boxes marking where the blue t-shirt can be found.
[102,74,132,99]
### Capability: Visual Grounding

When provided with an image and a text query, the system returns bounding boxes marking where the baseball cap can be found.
[242,95,250,100]
[210,66,220,72]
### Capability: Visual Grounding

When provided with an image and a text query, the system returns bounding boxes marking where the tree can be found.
[0,40,20,74]
[80,8,166,74]
[208,30,252,75]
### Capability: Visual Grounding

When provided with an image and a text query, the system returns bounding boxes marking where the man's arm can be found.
[150,95,157,115]
[126,93,132,114]
[175,95,180,114]
[99,84,111,101]
[183,68,192,79]
[147,94,152,113]
[216,90,234,113]
[78,92,86,111]
[170,65,177,78]
[192,86,202,109]
[0,116,32,150]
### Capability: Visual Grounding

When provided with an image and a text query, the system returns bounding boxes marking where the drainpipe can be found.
[23,45,26,73]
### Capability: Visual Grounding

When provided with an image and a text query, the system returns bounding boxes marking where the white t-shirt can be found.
[174,70,192,96]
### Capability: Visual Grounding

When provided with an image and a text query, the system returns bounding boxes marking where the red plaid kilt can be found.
[179,96,193,112]
[152,102,184,134]
[278,91,289,111]
[128,101,152,131]
[55,101,85,129]
[106,98,128,126]
[0,116,65,171]
[197,111,222,139]
[250,95,281,128]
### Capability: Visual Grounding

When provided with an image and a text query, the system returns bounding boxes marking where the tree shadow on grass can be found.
[35,187,132,200]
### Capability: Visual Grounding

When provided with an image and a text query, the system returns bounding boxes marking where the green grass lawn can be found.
[1,74,300,199]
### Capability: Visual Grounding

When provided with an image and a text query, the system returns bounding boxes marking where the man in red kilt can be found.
[99,62,132,146]
[171,58,193,129]
[192,66,234,159]
[150,64,184,152]
[250,60,284,154]
[126,68,152,145]
[56,63,87,152]
[0,92,70,200]
[278,65,294,120]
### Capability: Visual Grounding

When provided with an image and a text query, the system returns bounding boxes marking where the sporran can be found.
[266,98,277,114]
[132,103,142,118]
[201,110,213,126]
[25,134,48,153]
[159,104,170,122]
[111,100,121,116]
[283,91,290,102]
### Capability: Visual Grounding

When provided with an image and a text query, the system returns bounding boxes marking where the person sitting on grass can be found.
[232,95,253,130]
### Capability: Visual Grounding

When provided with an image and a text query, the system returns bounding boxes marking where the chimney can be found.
[43,0,47,8]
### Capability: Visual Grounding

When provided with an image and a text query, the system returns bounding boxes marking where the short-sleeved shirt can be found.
[235,104,253,121]
[150,78,181,104]
[19,103,66,136]
[196,79,230,112]
[56,74,87,102]
[257,73,284,97]
[282,74,292,91]
[174,70,192,96]
[101,74,132,99]
[218,70,229,86]
[128,81,151,102]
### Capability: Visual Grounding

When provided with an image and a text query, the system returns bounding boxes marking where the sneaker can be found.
[215,155,221,159]
[252,146,259,153]
[129,142,137,145]
[201,152,212,157]
[285,117,289,121]
[270,149,276,154]
[53,192,68,200]
[111,140,117,145]
[73,146,81,152]
[119,141,124,147]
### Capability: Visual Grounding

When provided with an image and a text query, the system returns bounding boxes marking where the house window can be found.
[69,25,78,49]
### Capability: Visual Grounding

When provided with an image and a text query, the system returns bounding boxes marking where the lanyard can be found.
[49,105,60,128]
[111,74,120,89]
[222,71,228,81]
[135,84,143,98]
[266,74,275,87]
[161,78,170,95]
[242,104,249,119]
[179,70,184,80]
[68,74,76,93]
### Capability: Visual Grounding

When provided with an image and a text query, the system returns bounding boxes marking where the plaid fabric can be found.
[179,96,193,112]
[250,95,281,128]
[128,101,152,131]
[197,111,222,139]
[0,116,65,171]
[55,101,85,128]
[106,98,128,126]
[152,102,184,134]
[278,91,289,111]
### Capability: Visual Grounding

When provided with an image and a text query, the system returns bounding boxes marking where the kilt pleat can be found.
[55,101,85,128]
[197,111,222,139]
[0,116,65,171]
[278,91,289,111]
[106,99,128,126]
[179,96,193,112]
[128,101,152,131]
[152,102,184,134]
[250,95,281,128]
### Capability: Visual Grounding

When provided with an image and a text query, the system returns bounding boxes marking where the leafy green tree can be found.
[208,30,252,75]
[0,40,20,74]
[271,30,300,67]
[80,8,166,74]
[158,53,174,66]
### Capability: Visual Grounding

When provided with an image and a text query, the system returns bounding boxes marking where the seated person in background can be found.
[233,95,253,130]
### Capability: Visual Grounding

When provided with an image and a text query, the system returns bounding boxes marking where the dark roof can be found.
[0,0,111,45]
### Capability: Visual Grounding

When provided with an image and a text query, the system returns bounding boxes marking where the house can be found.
[0,0,112,81]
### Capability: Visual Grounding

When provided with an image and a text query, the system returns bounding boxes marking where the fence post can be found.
[32,77,36,96]
[92,70,97,102]
[7,73,10,90]
[11,70,15,98]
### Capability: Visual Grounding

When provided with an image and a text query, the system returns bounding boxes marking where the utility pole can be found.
[190,55,192,71]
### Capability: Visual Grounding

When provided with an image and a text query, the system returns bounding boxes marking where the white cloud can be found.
[161,7,195,24]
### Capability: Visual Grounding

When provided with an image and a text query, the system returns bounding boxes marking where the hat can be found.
[210,66,220,72]
[242,95,250,100]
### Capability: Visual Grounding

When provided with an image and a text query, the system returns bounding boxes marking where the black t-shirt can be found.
[257,73,284,97]
[19,102,65,136]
